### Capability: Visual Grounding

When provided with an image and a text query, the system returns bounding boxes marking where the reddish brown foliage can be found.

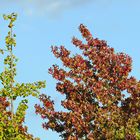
[35,24,140,139]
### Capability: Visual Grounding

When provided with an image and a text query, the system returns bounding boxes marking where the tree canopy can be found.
[35,24,140,140]
[0,13,45,140]
[1,13,140,140]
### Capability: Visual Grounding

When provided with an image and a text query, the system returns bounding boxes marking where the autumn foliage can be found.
[0,13,45,140]
[35,24,140,139]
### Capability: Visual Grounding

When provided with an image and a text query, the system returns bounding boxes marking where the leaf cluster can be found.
[35,24,140,140]
[0,13,45,140]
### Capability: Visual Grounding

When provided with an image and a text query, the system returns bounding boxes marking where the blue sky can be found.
[0,0,140,139]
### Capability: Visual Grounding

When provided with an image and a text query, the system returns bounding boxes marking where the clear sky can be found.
[0,0,140,139]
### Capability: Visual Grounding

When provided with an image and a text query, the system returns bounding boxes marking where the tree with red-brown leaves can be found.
[35,24,140,140]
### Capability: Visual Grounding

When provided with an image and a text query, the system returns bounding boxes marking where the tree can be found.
[35,24,140,139]
[0,13,46,140]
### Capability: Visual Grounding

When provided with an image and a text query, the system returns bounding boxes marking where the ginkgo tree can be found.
[0,13,46,140]
[35,24,140,140]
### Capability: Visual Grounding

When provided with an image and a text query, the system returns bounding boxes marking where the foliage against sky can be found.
[0,13,45,140]
[0,1,140,139]
[35,24,140,139]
